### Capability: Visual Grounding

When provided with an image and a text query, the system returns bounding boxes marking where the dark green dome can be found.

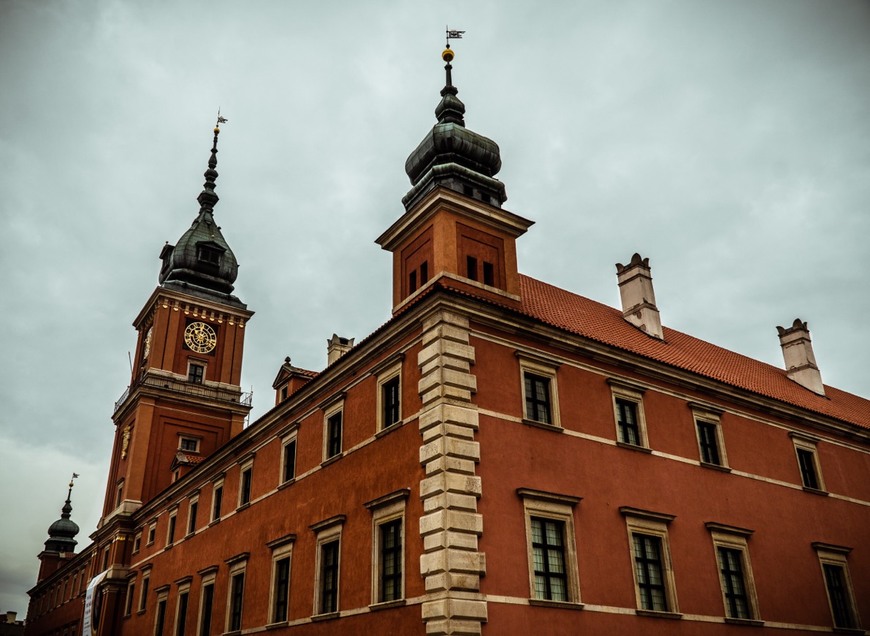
[45,496,79,553]
[158,127,244,306]
[402,51,507,211]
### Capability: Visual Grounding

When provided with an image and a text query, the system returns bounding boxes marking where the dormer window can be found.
[196,244,223,266]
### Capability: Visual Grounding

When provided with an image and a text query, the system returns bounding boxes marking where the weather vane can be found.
[445,26,465,48]
[216,108,228,127]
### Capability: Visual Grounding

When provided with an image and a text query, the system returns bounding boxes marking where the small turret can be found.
[44,475,80,553]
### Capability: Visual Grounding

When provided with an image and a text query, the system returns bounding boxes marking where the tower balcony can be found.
[113,369,252,416]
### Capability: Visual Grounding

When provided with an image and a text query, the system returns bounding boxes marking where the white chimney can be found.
[777,319,825,396]
[615,253,663,340]
[327,334,355,366]
[6,611,17,624]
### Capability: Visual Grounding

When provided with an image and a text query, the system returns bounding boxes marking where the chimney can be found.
[327,334,354,366]
[6,611,17,624]
[777,319,825,396]
[615,253,663,340]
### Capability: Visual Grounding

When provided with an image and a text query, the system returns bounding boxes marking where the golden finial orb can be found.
[442,47,454,62]
[214,126,220,134]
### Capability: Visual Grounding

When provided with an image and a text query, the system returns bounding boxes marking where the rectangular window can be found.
[815,544,859,630]
[483,261,494,286]
[609,380,649,449]
[326,412,342,459]
[622,507,678,615]
[616,398,641,446]
[378,520,403,602]
[198,580,214,636]
[212,483,223,521]
[518,354,561,428]
[147,523,156,545]
[272,557,291,623]
[797,448,820,489]
[531,517,568,601]
[179,437,200,453]
[633,534,668,611]
[319,540,340,614]
[166,512,177,545]
[228,572,245,631]
[282,437,297,483]
[409,270,417,294]
[155,597,167,636]
[124,581,135,616]
[139,574,150,612]
[420,261,429,283]
[524,373,552,424]
[116,481,124,508]
[238,464,253,507]
[187,500,198,535]
[519,489,581,604]
[717,547,750,618]
[174,590,189,636]
[188,363,205,384]
[133,532,142,554]
[697,422,720,464]
[466,255,478,281]
[382,376,401,429]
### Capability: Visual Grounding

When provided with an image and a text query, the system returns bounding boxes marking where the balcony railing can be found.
[114,375,253,412]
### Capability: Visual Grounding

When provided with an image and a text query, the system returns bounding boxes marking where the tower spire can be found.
[197,111,228,214]
[44,473,80,553]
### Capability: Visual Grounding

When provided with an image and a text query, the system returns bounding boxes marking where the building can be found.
[26,46,869,636]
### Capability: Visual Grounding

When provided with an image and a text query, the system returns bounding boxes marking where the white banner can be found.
[81,570,108,636]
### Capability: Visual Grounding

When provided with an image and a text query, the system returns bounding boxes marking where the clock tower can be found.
[101,122,253,522]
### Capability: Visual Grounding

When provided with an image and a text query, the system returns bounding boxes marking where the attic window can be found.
[197,245,222,266]
[467,256,478,281]
[483,262,494,286]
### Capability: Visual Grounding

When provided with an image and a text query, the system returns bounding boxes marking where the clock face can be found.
[184,321,217,354]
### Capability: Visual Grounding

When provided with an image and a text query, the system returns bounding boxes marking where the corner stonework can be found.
[418,310,487,635]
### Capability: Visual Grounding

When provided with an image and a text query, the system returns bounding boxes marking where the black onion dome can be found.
[158,126,243,306]
[45,494,79,553]
[402,48,507,211]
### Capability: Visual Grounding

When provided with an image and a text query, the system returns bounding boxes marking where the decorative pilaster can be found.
[418,310,487,635]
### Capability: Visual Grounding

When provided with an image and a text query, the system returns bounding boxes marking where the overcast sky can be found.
[2,0,868,618]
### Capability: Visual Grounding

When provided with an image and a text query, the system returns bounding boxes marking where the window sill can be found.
[522,418,563,433]
[724,617,764,627]
[208,518,221,527]
[832,628,867,635]
[265,621,289,630]
[165,543,174,550]
[635,609,682,620]
[700,461,731,473]
[369,599,407,611]
[321,454,342,468]
[277,478,296,490]
[616,441,652,454]
[802,486,829,496]
[375,421,403,439]
[528,599,584,611]
[311,611,340,622]
[223,631,242,636]
[236,502,251,512]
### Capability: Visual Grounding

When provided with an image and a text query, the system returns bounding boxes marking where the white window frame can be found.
[609,379,649,449]
[139,568,151,612]
[173,580,191,636]
[518,488,581,605]
[186,359,207,384]
[187,496,199,536]
[211,478,224,522]
[706,523,761,623]
[154,587,169,636]
[195,568,217,636]
[237,458,254,508]
[517,352,561,428]
[790,433,826,492]
[178,435,201,453]
[280,430,298,485]
[132,531,142,554]
[621,507,679,616]
[311,515,345,616]
[322,399,344,462]
[365,490,410,606]
[224,554,248,633]
[377,361,403,431]
[124,577,136,616]
[267,535,295,625]
[166,508,178,546]
[813,543,861,630]
[691,403,729,469]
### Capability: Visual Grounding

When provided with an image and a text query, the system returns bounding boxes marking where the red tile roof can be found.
[518,275,870,430]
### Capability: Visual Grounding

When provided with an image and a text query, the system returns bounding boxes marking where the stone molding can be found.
[418,310,487,634]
